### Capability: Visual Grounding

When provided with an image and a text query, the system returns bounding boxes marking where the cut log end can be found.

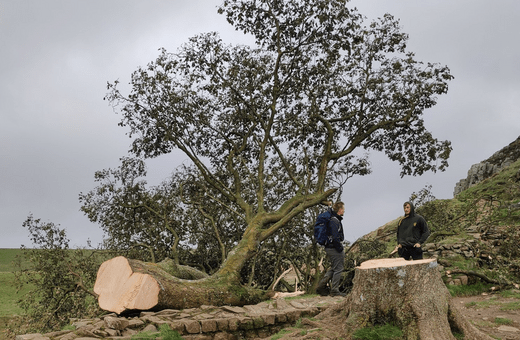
[357,257,436,269]
[94,256,160,314]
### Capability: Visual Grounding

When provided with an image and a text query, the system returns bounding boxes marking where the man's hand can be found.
[414,243,421,248]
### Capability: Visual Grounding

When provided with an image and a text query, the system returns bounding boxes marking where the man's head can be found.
[333,201,345,216]
[403,202,414,216]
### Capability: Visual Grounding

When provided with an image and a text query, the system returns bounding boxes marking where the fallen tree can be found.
[94,256,272,314]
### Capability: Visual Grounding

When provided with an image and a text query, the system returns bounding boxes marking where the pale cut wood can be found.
[357,257,433,269]
[94,256,160,314]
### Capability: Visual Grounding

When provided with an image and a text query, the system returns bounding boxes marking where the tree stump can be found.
[342,258,493,340]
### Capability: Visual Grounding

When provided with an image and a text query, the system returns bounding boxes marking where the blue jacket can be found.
[325,210,344,252]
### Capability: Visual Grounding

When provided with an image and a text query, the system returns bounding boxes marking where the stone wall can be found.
[15,296,344,340]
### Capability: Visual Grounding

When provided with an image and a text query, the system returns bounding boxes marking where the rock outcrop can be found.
[454,136,520,196]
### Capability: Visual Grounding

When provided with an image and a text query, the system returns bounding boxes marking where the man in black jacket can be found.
[396,201,430,260]
[316,202,346,297]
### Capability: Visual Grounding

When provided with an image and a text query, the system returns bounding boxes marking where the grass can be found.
[0,249,23,272]
[494,317,512,325]
[132,324,183,340]
[0,272,27,317]
[271,329,293,340]
[447,282,494,297]
[499,301,520,311]
[0,249,29,318]
[352,323,403,340]
[500,290,520,299]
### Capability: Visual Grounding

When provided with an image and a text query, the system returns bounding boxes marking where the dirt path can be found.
[452,294,520,340]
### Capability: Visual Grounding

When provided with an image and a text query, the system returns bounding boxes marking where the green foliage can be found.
[415,198,464,237]
[409,184,436,209]
[13,215,103,333]
[500,225,520,259]
[352,323,403,340]
[97,0,453,288]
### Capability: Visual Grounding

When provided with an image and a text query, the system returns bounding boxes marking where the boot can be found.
[316,276,330,296]
[330,290,346,297]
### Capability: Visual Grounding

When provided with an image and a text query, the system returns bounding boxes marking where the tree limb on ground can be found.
[447,269,519,289]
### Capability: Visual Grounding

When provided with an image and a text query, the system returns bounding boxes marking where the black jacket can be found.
[325,210,345,252]
[397,202,430,247]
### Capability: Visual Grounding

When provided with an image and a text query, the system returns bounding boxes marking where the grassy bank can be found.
[0,249,27,317]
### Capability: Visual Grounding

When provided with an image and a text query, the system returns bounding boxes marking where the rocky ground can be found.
[9,292,520,340]
[453,293,520,340]
[256,293,520,340]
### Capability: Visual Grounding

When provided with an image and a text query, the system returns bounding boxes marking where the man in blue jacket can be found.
[396,201,430,260]
[316,202,346,297]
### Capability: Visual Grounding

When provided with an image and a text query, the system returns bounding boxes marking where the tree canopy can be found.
[95,0,453,282]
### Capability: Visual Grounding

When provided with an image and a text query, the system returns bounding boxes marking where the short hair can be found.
[332,201,345,212]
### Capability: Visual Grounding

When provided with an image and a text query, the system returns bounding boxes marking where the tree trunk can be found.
[342,258,493,340]
[94,256,271,314]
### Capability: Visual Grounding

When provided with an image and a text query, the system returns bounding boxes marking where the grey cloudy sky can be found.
[1,1,519,248]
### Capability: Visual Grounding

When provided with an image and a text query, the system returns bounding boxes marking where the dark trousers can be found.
[398,246,423,260]
[322,247,345,293]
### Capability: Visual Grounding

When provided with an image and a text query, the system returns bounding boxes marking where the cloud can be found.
[1,0,519,248]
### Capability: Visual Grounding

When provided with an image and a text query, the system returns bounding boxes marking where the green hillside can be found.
[0,248,27,328]
[0,249,23,273]
[349,158,520,288]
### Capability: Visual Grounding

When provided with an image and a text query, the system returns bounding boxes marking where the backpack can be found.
[314,210,332,246]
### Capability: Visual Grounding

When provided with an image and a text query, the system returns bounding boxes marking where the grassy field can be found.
[0,249,27,317]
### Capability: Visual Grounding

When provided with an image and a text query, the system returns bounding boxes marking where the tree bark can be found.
[341,258,493,340]
[94,256,271,314]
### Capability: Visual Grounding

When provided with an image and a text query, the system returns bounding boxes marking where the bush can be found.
[14,215,102,333]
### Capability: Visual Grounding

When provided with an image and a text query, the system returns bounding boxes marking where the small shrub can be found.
[14,215,102,333]
[352,323,403,340]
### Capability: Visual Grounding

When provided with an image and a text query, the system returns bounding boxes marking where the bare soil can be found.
[452,294,520,340]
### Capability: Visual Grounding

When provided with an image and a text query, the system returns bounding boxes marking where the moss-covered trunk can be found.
[94,192,335,314]
[94,256,271,314]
